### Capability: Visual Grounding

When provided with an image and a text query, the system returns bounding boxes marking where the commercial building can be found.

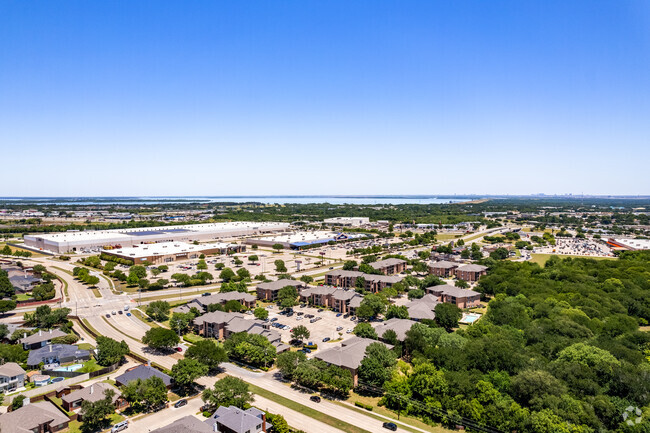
[245,231,366,250]
[102,241,245,265]
[426,284,481,308]
[606,238,650,250]
[323,217,370,227]
[325,270,403,293]
[256,279,306,301]
[24,222,289,253]
[370,258,407,275]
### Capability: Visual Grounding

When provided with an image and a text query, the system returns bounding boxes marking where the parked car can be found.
[111,311,116,315]
[202,292,211,296]
[118,310,123,315]
[105,314,111,318]
[322,337,330,342]
[310,395,322,403]
[382,422,398,431]
[126,312,131,316]
[175,347,183,352]
[270,318,278,322]
[336,313,342,317]
[111,421,129,433]
[174,399,188,408]
[336,326,343,331]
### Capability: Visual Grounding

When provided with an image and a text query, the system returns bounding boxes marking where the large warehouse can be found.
[102,241,245,265]
[24,222,289,253]
[245,231,367,250]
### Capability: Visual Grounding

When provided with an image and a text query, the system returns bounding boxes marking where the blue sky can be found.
[1,1,649,196]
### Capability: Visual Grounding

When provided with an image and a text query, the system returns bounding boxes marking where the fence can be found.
[16,297,62,307]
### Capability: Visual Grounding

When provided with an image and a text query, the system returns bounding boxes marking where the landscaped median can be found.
[246,382,372,433]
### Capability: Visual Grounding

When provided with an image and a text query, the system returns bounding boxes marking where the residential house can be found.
[427,260,459,278]
[405,294,440,321]
[299,286,363,315]
[0,401,70,433]
[150,416,213,433]
[27,344,90,369]
[369,258,407,275]
[193,312,288,352]
[205,406,271,433]
[256,279,305,301]
[454,264,488,282]
[314,337,392,386]
[61,383,126,412]
[193,292,256,311]
[0,362,26,394]
[426,284,481,308]
[114,364,172,388]
[20,329,68,350]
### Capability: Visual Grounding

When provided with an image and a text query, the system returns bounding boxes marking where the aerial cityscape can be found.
[1,2,649,433]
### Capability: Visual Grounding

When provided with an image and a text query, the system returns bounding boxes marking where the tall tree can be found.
[202,376,253,410]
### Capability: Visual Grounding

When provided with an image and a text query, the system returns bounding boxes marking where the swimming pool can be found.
[53,364,83,372]
[460,313,481,324]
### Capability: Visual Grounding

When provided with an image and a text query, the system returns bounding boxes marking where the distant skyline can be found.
[1,1,649,196]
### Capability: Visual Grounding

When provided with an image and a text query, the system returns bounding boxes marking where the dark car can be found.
[322,337,330,342]
[270,317,278,322]
[105,314,111,318]
[174,399,187,408]
[382,422,397,431]
[310,395,321,403]
[202,292,211,297]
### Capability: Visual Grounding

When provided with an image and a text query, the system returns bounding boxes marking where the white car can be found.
[346,329,353,334]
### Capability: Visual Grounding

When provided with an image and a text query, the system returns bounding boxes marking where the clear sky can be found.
[1,1,649,197]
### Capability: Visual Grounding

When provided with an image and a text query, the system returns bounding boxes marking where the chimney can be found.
[39,330,42,336]
[24,332,27,339]
[89,385,94,394]
[146,360,150,367]
[262,413,267,432]
[50,329,53,335]
[49,345,53,352]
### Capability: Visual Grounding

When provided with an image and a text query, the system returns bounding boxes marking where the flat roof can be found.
[107,241,233,259]
[611,238,650,250]
[249,231,365,245]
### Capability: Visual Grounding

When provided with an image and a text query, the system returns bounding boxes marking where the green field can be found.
[530,253,616,266]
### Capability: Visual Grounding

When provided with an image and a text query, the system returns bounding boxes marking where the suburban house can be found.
[324,270,402,293]
[314,336,392,386]
[60,383,126,413]
[256,279,306,301]
[454,264,488,282]
[193,312,289,352]
[175,292,256,314]
[20,329,68,350]
[299,286,363,315]
[426,284,481,308]
[150,415,213,433]
[205,406,271,433]
[369,258,407,275]
[115,364,172,388]
[373,318,418,342]
[0,401,70,433]
[0,362,26,394]
[405,294,440,321]
[428,260,459,278]
[27,344,91,369]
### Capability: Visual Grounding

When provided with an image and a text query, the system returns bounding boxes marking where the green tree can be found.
[434,302,462,331]
[197,260,208,270]
[353,322,378,339]
[129,265,147,279]
[276,350,307,378]
[343,260,358,271]
[122,376,168,412]
[80,389,115,433]
[126,273,140,286]
[224,332,276,368]
[291,325,310,342]
[272,243,284,253]
[95,336,129,366]
[236,267,250,280]
[11,394,26,410]
[357,294,387,320]
[0,300,17,316]
[146,300,171,322]
[223,300,244,312]
[169,312,193,335]
[248,255,259,263]
[142,327,179,350]
[277,285,298,309]
[299,275,313,284]
[253,307,268,320]
[385,305,409,320]
[219,268,236,282]
[185,340,228,371]
[202,376,253,410]
[274,259,287,273]
[171,358,208,390]
[358,342,397,387]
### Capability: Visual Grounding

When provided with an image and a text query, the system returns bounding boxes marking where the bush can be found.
[354,401,373,411]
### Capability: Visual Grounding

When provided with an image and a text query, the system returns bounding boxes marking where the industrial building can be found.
[245,231,366,250]
[24,222,289,253]
[101,241,245,265]
[323,217,370,227]
[606,238,650,251]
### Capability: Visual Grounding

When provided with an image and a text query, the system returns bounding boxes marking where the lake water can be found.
[0,196,473,205]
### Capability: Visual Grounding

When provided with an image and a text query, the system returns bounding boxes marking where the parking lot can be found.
[265,304,360,353]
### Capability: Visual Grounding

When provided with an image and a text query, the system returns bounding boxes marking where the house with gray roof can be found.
[314,337,392,386]
[114,364,172,388]
[428,260,459,278]
[0,400,70,433]
[405,294,440,321]
[373,318,418,341]
[205,405,271,433]
[325,270,402,293]
[299,286,363,314]
[61,382,125,412]
[256,279,305,301]
[20,329,68,350]
[150,416,213,433]
[427,284,481,308]
[455,264,488,282]
[0,362,26,394]
[27,344,90,368]
[193,312,288,352]
[370,258,407,275]
[193,292,256,311]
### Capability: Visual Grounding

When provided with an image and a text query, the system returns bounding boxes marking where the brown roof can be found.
[61,382,121,405]
[0,401,69,433]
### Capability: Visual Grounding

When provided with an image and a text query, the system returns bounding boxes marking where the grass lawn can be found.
[81,359,103,373]
[131,309,160,328]
[460,232,484,243]
[435,233,463,241]
[530,253,616,267]
[15,293,33,301]
[340,391,451,433]
[77,342,95,351]
[183,333,205,344]
[68,413,124,433]
[246,382,372,433]
[0,242,47,257]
